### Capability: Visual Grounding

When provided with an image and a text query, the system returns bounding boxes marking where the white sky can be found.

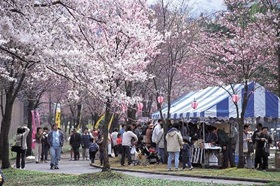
[147,0,226,15]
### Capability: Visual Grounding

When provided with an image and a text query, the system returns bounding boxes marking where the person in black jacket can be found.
[41,127,50,163]
[255,127,272,170]
[213,126,235,168]
[70,129,82,160]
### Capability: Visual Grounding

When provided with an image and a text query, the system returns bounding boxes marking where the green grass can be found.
[108,158,280,182]
[0,169,244,186]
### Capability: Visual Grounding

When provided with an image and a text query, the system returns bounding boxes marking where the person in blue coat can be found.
[47,124,64,169]
[81,128,92,160]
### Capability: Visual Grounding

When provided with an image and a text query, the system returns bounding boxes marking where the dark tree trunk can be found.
[125,81,136,125]
[101,99,111,172]
[0,94,14,168]
[77,104,82,129]
[0,71,25,168]
[26,100,35,156]
[237,81,249,168]
[48,92,53,125]
[277,45,280,97]
[111,113,119,132]
[127,105,137,125]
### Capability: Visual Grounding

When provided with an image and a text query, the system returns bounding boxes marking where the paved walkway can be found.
[17,156,265,185]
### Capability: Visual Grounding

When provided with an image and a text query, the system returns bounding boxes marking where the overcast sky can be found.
[147,0,226,15]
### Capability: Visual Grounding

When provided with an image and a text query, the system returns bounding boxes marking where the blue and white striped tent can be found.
[152,82,280,119]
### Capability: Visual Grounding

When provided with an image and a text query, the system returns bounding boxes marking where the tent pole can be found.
[202,121,205,166]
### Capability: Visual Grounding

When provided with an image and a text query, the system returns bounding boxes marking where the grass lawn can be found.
[102,157,280,182]
[2,169,228,186]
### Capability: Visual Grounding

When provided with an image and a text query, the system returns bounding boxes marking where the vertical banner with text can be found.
[55,103,61,128]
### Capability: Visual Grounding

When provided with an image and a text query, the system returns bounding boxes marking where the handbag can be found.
[11,145,22,153]
[11,134,23,153]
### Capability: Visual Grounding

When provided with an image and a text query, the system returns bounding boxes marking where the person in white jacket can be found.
[152,119,163,149]
[121,125,138,166]
[155,128,165,163]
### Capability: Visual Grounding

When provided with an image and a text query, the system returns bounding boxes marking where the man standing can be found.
[81,128,92,160]
[47,124,64,169]
[121,125,138,166]
[252,123,263,168]
[111,128,119,157]
[155,127,165,163]
[255,127,272,171]
[70,129,82,160]
[152,119,163,149]
[214,126,234,168]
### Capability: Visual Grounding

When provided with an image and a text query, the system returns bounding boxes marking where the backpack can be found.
[89,143,99,152]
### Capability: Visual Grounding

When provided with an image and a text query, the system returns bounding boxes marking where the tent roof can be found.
[152,82,280,119]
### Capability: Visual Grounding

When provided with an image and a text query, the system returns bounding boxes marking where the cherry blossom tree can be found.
[249,1,280,95]
[0,0,54,167]
[182,0,276,168]
[148,0,201,121]
[43,0,162,171]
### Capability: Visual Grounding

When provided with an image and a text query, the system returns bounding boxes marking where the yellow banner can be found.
[108,114,114,130]
[55,103,61,128]
[95,114,105,129]
[55,111,61,128]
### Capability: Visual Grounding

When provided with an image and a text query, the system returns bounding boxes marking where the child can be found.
[182,136,193,170]
[116,133,122,157]
[89,138,99,164]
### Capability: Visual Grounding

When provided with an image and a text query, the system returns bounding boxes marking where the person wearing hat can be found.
[47,123,64,169]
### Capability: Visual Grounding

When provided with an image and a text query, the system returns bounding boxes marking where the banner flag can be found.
[55,103,61,128]
[108,114,114,130]
[95,114,105,129]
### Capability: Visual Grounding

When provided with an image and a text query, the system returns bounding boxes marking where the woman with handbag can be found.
[15,126,30,169]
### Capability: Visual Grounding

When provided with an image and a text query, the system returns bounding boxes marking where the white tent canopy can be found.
[152,82,280,119]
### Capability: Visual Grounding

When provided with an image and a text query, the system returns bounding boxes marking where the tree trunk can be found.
[237,82,249,168]
[142,94,153,117]
[26,100,35,156]
[0,94,14,168]
[125,81,136,125]
[0,91,4,160]
[101,99,111,172]
[112,114,119,132]
[77,104,82,129]
[48,92,53,125]
[127,105,136,125]
[277,45,280,97]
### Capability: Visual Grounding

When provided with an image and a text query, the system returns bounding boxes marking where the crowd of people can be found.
[12,120,274,172]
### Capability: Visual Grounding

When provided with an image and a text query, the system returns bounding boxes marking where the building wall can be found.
[0,96,24,138]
